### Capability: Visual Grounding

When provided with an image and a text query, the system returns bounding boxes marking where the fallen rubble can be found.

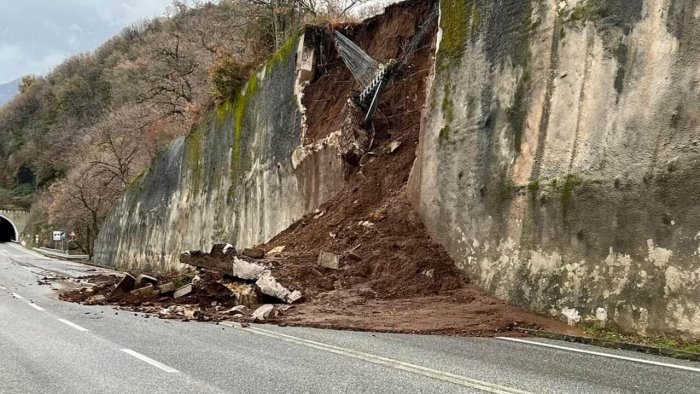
[59,243,305,324]
[179,245,303,304]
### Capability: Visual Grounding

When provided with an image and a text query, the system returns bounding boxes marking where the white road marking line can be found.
[6,243,48,259]
[120,349,179,373]
[57,318,89,332]
[497,337,700,373]
[244,327,529,394]
[0,250,8,256]
[0,285,6,290]
[9,291,47,312]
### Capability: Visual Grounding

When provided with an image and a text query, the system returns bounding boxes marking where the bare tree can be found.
[48,161,123,257]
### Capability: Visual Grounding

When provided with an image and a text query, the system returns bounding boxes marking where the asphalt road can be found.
[1,242,698,393]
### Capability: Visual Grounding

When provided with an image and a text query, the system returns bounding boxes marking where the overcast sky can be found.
[0,0,177,83]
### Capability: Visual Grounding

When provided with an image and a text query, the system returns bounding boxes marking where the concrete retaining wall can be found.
[93,34,346,272]
[410,0,700,337]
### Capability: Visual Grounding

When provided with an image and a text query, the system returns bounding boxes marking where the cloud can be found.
[0,0,174,83]
[0,44,68,83]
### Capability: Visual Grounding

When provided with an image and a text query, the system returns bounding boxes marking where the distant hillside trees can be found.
[0,0,379,253]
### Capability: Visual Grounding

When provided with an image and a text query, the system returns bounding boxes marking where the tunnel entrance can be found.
[0,216,17,243]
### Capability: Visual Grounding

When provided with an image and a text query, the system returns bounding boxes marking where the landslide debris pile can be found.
[62,0,578,336]
[60,244,301,323]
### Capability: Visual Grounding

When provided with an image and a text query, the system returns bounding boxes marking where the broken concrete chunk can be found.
[359,220,374,228]
[158,282,176,294]
[130,284,154,296]
[243,248,265,259]
[255,272,301,304]
[267,245,286,256]
[135,274,158,288]
[256,273,290,302]
[87,294,106,303]
[180,250,231,273]
[224,305,250,315]
[173,284,193,299]
[318,251,341,270]
[287,290,302,303]
[211,243,236,258]
[115,273,136,292]
[222,244,236,256]
[387,140,401,153]
[232,257,269,280]
[252,304,275,321]
[159,305,186,318]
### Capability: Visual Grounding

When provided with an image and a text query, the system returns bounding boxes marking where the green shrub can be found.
[210,55,247,104]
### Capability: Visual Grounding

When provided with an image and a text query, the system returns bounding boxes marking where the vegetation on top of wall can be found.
[265,30,302,73]
[210,55,249,105]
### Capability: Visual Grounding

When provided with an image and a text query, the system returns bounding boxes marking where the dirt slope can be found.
[255,0,579,335]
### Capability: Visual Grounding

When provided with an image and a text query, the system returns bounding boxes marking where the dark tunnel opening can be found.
[0,216,17,243]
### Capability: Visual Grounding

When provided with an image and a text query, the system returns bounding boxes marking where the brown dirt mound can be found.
[256,0,581,336]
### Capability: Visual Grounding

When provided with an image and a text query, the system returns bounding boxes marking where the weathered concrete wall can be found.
[411,0,700,337]
[94,35,346,272]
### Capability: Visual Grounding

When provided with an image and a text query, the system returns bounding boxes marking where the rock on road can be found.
[0,243,698,393]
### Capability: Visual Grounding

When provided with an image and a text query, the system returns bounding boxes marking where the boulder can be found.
[231,257,268,280]
[267,245,286,256]
[210,243,236,258]
[180,250,231,273]
[135,274,158,288]
[243,248,265,259]
[158,282,176,295]
[387,140,401,153]
[255,272,301,304]
[87,294,106,304]
[288,290,302,303]
[318,251,341,270]
[224,305,250,315]
[173,284,193,299]
[252,304,275,321]
[115,273,136,292]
